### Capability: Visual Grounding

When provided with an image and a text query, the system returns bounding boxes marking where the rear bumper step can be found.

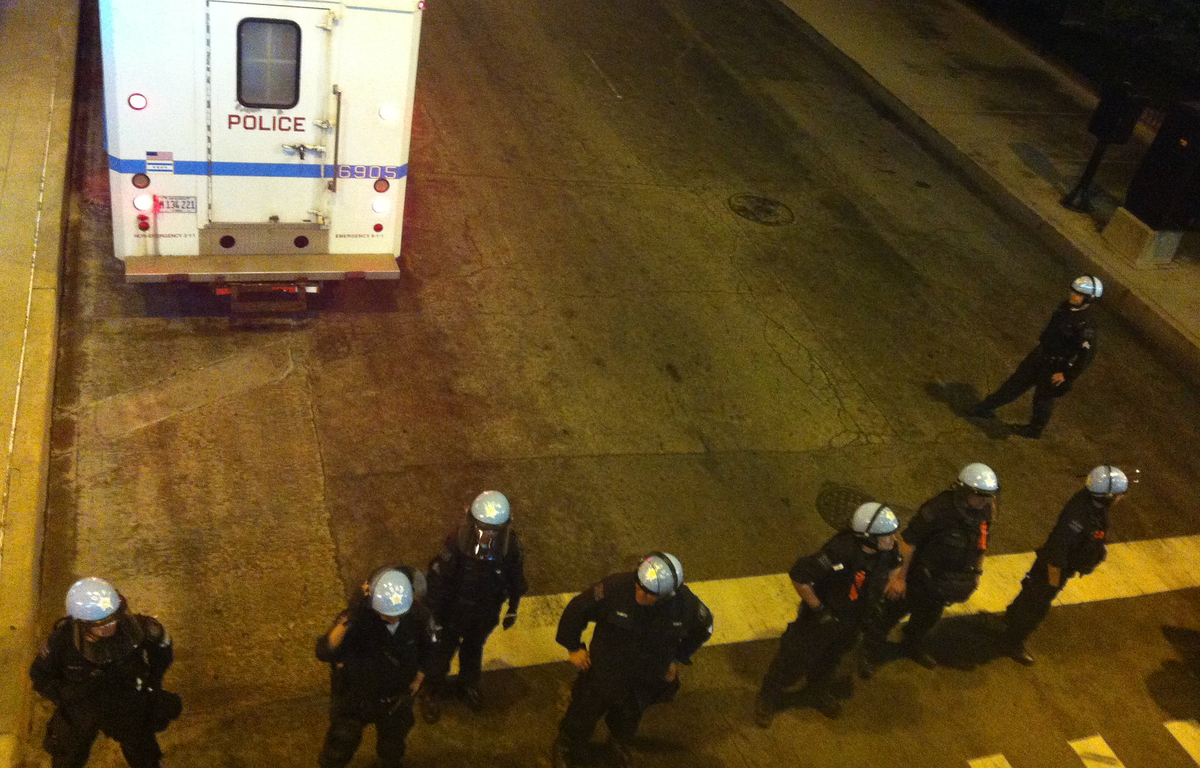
[122,253,400,283]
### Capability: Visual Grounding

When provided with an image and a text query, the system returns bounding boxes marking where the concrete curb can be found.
[0,1,79,765]
[782,3,1200,391]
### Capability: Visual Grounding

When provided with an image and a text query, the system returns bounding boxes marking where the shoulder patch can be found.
[1068,520,1084,533]
[816,553,833,570]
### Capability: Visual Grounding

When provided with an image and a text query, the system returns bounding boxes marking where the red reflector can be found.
[138,221,150,231]
[373,223,383,232]
[214,287,231,295]
[271,286,299,293]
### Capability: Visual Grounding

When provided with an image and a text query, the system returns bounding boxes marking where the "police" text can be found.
[227,115,307,132]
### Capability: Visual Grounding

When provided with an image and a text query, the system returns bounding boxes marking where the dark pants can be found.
[1005,558,1067,645]
[977,350,1061,431]
[44,708,162,768]
[758,610,859,706]
[319,694,415,768]
[558,669,658,746]
[867,574,946,653]
[426,608,501,690]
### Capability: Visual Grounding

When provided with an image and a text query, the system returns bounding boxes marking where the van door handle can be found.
[282,143,326,160]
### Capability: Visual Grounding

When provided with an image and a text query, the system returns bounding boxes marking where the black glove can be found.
[502,611,518,630]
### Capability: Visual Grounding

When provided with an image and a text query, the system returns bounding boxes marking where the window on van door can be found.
[237,19,301,109]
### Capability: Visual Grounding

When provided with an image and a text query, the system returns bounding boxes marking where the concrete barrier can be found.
[0,1,80,765]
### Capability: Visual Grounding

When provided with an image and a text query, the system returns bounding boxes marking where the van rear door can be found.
[204,2,335,253]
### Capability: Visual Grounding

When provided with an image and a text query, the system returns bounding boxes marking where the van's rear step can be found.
[122,253,400,283]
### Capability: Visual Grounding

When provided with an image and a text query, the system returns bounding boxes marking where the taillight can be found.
[374,178,390,193]
[133,194,153,211]
[132,173,150,189]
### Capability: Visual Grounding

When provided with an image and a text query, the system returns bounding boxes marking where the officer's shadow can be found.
[874,613,1015,673]
[924,382,1013,440]
[1147,625,1200,721]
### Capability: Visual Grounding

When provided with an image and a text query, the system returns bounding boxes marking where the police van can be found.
[98,0,423,298]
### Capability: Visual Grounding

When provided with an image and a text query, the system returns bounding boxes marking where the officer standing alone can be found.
[420,490,527,722]
[970,276,1102,438]
[1001,466,1127,665]
[755,502,901,726]
[553,552,713,768]
[860,463,998,676]
[30,577,179,768]
[316,566,433,768]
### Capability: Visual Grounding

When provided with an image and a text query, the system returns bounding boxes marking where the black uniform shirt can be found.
[1039,489,1110,572]
[556,572,714,684]
[789,532,900,624]
[1037,302,1096,382]
[903,490,993,576]
[316,599,435,702]
[426,531,528,620]
[30,614,173,714]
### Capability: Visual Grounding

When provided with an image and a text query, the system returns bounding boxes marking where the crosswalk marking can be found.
[1069,735,1127,768]
[970,720,1200,766]
[481,534,1200,671]
[1166,720,1200,763]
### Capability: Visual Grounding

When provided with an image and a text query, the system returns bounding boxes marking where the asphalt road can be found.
[30,0,1200,765]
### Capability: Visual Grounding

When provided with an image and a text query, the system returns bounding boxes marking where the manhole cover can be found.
[728,194,794,226]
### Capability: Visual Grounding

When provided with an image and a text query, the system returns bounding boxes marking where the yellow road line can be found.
[1166,720,1200,764]
[482,534,1200,672]
[968,755,1015,768]
[1069,735,1127,768]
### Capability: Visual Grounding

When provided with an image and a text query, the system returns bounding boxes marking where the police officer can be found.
[1001,466,1127,665]
[860,463,998,677]
[30,577,178,768]
[316,566,433,768]
[420,490,527,722]
[755,502,901,727]
[553,552,713,768]
[969,275,1101,438]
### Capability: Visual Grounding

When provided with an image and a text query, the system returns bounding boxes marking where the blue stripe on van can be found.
[347,5,416,12]
[109,155,408,179]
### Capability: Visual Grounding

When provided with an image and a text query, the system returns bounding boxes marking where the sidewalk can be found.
[0,1,79,766]
[777,0,1200,389]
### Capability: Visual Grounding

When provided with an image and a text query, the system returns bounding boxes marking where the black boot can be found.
[606,738,634,768]
[809,689,843,720]
[460,682,483,712]
[418,688,441,724]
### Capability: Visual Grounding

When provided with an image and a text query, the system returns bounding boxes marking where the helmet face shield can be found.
[460,518,511,561]
[72,603,144,665]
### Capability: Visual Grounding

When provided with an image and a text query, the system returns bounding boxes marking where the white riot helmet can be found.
[66,577,143,664]
[957,463,999,495]
[1071,275,1103,302]
[1086,465,1128,499]
[850,502,899,537]
[637,552,683,597]
[460,490,513,562]
[66,577,120,622]
[369,569,414,617]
